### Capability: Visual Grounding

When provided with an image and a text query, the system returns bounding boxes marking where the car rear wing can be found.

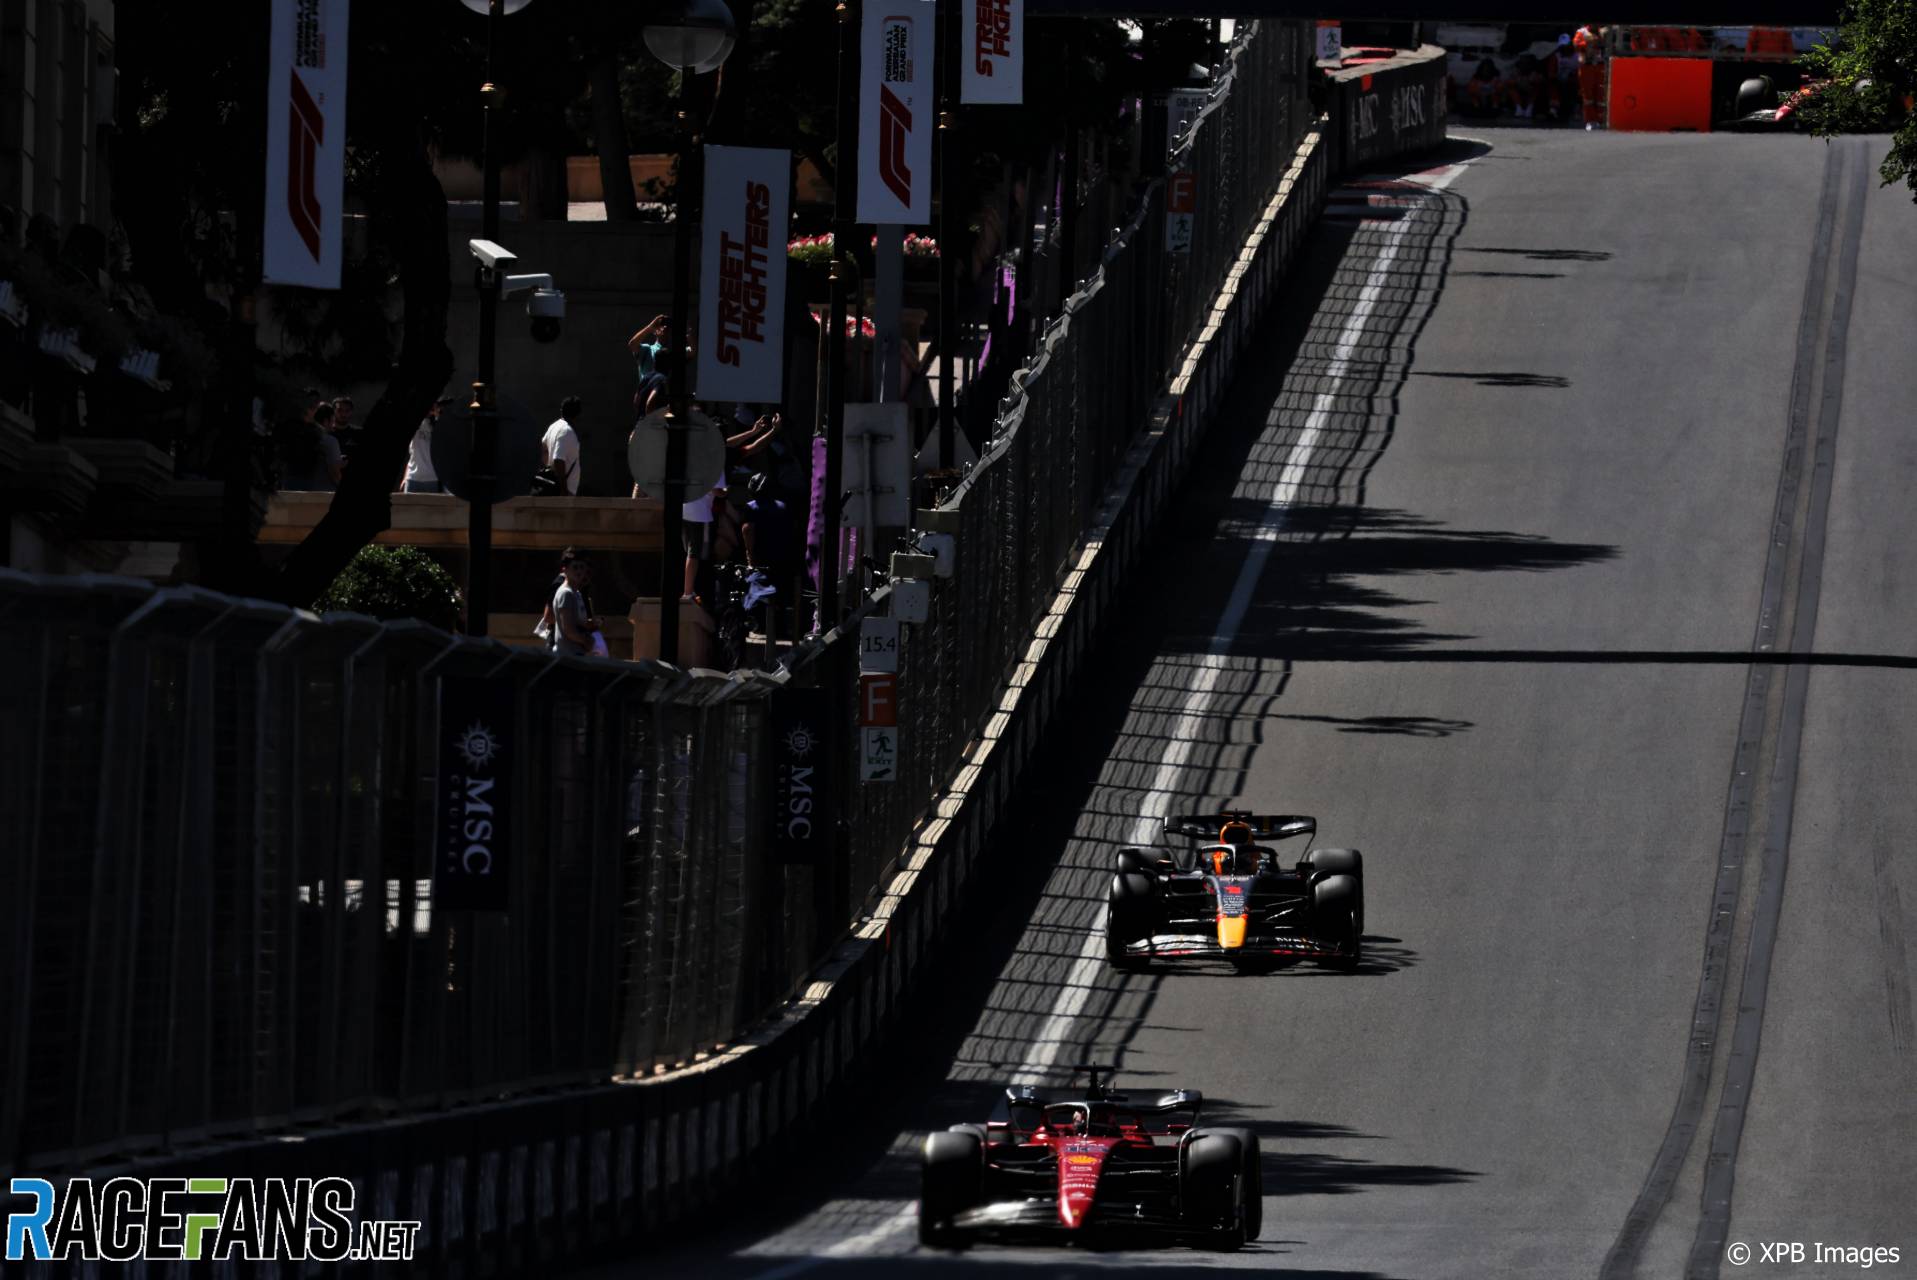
[1164,812,1316,843]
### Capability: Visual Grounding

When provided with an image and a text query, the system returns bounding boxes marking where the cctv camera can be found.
[469,239,517,272]
[527,287,566,344]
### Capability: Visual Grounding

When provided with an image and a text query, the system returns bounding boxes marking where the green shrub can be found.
[315,544,463,632]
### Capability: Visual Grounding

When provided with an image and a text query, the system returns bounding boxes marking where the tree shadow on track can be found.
[1194,1105,1481,1198]
[1161,504,1618,661]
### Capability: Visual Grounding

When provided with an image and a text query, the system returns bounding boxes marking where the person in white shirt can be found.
[540,396,584,495]
[681,470,727,600]
[400,398,447,493]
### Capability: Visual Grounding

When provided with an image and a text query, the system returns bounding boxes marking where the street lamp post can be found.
[457,0,533,637]
[645,0,735,665]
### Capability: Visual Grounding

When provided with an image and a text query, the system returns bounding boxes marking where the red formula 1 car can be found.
[918,1066,1261,1249]
[1105,812,1365,969]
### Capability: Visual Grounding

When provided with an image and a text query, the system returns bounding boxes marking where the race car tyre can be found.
[1181,1132,1248,1250]
[1312,873,1364,970]
[1116,846,1155,875]
[920,1129,983,1248]
[1105,871,1156,968]
[1208,1127,1264,1241]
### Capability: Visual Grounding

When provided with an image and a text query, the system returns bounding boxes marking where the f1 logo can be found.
[286,71,325,261]
[878,85,913,207]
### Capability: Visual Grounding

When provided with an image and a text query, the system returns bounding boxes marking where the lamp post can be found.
[644,0,736,664]
[456,0,534,637]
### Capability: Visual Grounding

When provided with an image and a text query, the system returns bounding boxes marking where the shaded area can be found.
[1172,505,1619,660]
[1410,370,1571,388]
[1458,246,1612,261]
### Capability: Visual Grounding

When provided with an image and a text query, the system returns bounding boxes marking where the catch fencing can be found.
[836,18,1317,903]
[0,571,813,1176]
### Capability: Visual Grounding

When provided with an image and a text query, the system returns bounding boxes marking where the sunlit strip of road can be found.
[741,151,1473,1276]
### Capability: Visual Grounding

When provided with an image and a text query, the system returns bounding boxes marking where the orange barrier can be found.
[1608,56,1713,131]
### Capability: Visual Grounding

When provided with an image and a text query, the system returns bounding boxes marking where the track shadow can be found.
[1411,370,1571,388]
[1271,713,1474,737]
[1459,246,1612,262]
[1166,505,1617,660]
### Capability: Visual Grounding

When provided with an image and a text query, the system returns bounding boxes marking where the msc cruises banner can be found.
[435,677,514,911]
[857,0,935,225]
[962,0,1024,104]
[264,0,350,288]
[697,145,791,404]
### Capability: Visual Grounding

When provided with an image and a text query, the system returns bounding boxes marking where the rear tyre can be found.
[1106,871,1156,970]
[1182,1133,1248,1250]
[919,1129,982,1248]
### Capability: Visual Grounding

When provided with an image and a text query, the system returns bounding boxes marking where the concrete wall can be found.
[443,211,675,499]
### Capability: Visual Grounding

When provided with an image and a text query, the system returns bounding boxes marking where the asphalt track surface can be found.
[605,132,1917,1279]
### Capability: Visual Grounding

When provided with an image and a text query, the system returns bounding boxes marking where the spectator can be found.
[540,396,583,495]
[739,471,796,619]
[313,401,344,490]
[637,349,675,419]
[332,395,361,461]
[549,553,596,657]
[629,313,669,387]
[401,398,449,493]
[682,471,727,601]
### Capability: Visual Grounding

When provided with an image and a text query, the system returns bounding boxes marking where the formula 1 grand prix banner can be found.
[698,145,791,404]
[962,0,1023,104]
[264,0,350,289]
[858,0,935,225]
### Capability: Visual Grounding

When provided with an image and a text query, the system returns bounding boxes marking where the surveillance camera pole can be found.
[466,0,505,638]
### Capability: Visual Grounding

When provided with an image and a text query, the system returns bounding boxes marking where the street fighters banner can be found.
[962,0,1023,104]
[263,0,349,288]
[435,677,514,911]
[697,145,791,404]
[857,0,935,225]
[769,686,833,865]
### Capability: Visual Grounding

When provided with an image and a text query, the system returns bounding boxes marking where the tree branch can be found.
[267,144,455,608]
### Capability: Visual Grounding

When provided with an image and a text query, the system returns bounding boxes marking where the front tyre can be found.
[1182,1133,1248,1251]
[919,1129,982,1248]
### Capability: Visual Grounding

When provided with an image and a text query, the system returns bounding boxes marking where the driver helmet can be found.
[1213,822,1255,874]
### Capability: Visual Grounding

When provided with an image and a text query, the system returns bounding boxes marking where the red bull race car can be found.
[1105,811,1364,969]
[918,1066,1261,1249]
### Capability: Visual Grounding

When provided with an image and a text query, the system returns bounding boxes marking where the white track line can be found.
[748,156,1469,1275]
[1010,160,1465,1088]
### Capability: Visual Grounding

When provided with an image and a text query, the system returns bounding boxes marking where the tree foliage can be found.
[315,544,464,632]
[1801,0,1917,199]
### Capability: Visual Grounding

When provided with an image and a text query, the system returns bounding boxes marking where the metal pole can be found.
[935,0,957,468]
[661,68,695,664]
[466,0,504,637]
[821,0,858,630]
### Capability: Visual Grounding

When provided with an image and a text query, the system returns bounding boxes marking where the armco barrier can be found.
[3,54,1445,1276]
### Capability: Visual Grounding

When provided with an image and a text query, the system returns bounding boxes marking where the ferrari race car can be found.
[1105,811,1364,969]
[918,1066,1262,1249]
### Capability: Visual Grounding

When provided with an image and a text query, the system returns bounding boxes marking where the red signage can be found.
[859,673,899,727]
[1167,172,1197,214]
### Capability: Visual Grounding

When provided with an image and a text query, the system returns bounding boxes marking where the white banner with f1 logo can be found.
[698,145,791,404]
[858,1,934,225]
[263,0,350,289]
[962,0,1023,104]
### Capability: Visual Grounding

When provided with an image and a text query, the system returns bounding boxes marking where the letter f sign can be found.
[7,1178,54,1261]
